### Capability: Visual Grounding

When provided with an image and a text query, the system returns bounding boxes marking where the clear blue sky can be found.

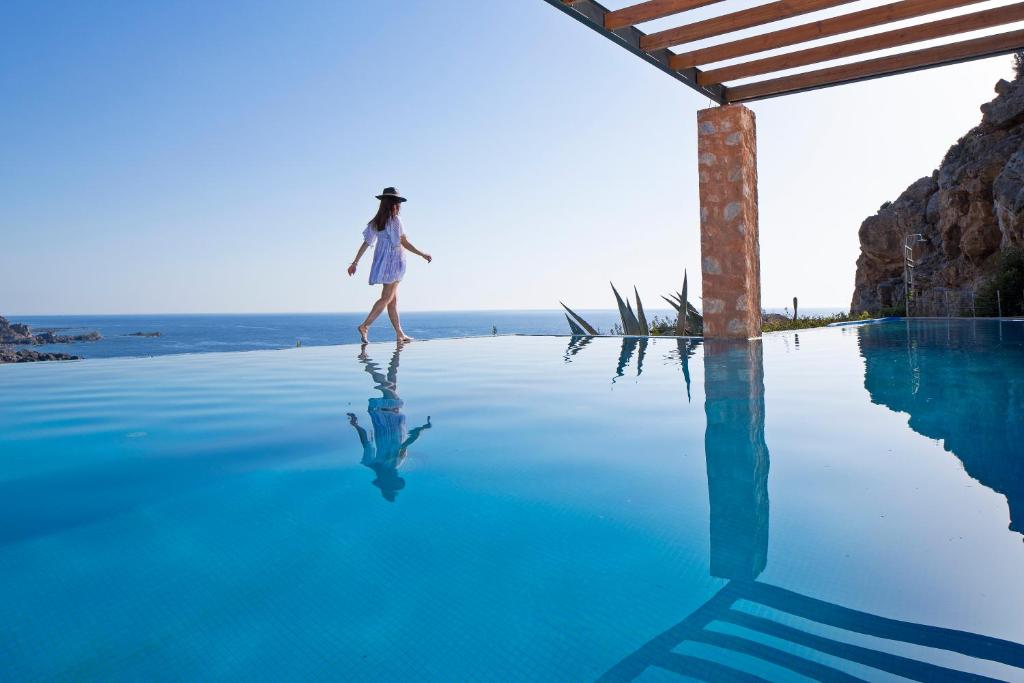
[1,1,1019,314]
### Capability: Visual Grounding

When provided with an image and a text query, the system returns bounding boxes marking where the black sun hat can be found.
[375,187,407,202]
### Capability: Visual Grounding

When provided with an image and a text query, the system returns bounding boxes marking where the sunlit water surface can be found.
[1,320,1022,681]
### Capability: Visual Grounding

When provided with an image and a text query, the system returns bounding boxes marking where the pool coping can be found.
[8,318,1022,366]
[826,316,902,327]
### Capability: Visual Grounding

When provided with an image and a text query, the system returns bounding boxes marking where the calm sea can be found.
[10,308,843,359]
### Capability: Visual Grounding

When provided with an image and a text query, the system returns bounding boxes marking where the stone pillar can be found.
[697,105,762,339]
[703,339,769,581]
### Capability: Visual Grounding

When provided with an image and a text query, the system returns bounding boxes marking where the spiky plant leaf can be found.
[687,302,703,322]
[682,270,689,329]
[662,295,681,312]
[611,282,641,335]
[634,286,649,335]
[687,303,704,335]
[676,270,689,335]
[560,302,598,335]
[565,314,585,336]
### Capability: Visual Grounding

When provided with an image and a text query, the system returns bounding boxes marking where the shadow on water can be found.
[858,319,1024,535]
[599,335,1024,682]
[564,335,701,399]
[347,342,431,502]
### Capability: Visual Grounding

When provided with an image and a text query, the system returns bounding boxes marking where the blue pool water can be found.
[1,319,1022,681]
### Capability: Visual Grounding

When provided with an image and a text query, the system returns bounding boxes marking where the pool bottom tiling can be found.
[1,320,1022,681]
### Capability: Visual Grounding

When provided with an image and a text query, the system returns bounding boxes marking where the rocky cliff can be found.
[851,66,1024,315]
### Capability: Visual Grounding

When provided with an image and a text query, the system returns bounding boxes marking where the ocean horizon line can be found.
[6,305,847,318]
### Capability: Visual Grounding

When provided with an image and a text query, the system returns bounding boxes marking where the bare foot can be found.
[397,333,413,343]
[358,325,369,343]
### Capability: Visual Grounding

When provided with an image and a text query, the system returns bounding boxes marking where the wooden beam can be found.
[539,0,727,102]
[725,28,1024,102]
[700,3,1024,85]
[670,0,985,69]
[604,0,726,30]
[641,0,856,51]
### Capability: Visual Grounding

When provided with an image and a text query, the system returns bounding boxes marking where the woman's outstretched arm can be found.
[347,242,370,276]
[400,235,432,263]
[347,413,371,447]
[400,417,432,449]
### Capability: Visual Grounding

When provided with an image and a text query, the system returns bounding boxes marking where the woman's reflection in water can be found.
[347,342,431,502]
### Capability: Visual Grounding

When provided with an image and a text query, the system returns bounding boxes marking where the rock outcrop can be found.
[1,315,97,362]
[0,348,79,363]
[851,67,1024,315]
[0,315,101,345]
[0,316,34,344]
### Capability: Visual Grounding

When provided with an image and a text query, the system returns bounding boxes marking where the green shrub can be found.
[648,315,676,335]
[761,310,871,333]
[976,247,1024,316]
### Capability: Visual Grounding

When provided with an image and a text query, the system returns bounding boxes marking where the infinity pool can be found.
[1,320,1022,681]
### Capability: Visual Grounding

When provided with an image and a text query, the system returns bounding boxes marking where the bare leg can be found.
[359,283,398,343]
[387,290,412,342]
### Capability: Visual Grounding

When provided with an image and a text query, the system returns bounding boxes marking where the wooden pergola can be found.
[543,0,1024,103]
[543,1,1024,338]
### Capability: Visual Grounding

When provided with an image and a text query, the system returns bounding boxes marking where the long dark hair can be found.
[369,197,400,232]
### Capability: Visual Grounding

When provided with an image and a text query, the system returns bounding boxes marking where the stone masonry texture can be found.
[697,104,762,339]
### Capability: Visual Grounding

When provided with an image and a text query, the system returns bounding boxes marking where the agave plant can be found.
[610,282,648,336]
[560,302,598,335]
[661,270,703,336]
[563,283,649,336]
[563,273,702,337]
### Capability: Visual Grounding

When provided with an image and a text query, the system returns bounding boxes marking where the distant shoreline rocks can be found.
[32,330,102,344]
[0,348,79,363]
[126,331,161,337]
[1,314,99,363]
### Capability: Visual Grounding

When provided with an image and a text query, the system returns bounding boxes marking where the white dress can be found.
[362,216,406,285]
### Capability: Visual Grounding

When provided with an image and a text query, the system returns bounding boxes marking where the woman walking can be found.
[348,187,432,343]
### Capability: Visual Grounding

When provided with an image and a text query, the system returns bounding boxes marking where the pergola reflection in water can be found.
[565,331,1024,681]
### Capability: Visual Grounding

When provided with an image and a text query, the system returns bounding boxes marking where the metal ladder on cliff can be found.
[904,234,926,317]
